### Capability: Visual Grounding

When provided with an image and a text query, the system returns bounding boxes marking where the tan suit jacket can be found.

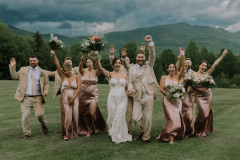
[9,65,49,103]
[47,67,79,98]
[128,45,159,102]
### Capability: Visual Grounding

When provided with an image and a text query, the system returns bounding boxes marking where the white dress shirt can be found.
[25,66,41,96]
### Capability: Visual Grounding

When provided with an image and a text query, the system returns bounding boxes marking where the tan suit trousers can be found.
[132,92,154,141]
[126,96,133,132]
[21,96,46,135]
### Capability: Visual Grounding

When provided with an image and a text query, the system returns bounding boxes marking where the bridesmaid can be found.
[176,56,195,138]
[193,49,228,138]
[78,55,107,137]
[156,47,186,144]
[181,66,195,138]
[51,50,81,140]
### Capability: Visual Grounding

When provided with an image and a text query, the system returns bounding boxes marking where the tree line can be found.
[0,22,239,88]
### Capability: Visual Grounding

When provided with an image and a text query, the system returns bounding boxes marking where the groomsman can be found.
[128,35,159,144]
[185,58,195,77]
[9,55,49,139]
[47,57,79,98]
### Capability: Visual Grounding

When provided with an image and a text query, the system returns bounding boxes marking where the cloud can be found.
[1,0,240,36]
[58,22,72,29]
[224,22,240,32]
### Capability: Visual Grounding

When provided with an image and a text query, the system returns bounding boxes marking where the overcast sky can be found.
[1,0,240,37]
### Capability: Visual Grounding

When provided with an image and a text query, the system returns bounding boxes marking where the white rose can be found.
[169,88,175,93]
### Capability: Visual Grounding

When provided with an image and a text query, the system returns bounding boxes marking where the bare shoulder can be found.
[122,72,128,79]
[161,75,167,80]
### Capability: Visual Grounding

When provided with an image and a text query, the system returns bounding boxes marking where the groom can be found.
[128,35,159,144]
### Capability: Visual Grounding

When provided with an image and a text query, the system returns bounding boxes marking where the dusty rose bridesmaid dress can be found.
[78,74,107,135]
[60,78,79,139]
[181,92,195,137]
[157,77,185,142]
[194,74,213,136]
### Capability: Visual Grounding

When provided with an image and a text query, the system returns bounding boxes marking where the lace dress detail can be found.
[107,78,132,144]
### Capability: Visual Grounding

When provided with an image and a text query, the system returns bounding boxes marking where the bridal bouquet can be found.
[49,33,64,50]
[183,76,197,90]
[197,75,216,88]
[80,32,107,59]
[166,84,186,100]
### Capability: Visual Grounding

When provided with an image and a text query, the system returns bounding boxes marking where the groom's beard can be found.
[137,60,145,66]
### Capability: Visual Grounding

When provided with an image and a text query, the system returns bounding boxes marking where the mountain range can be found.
[8,23,240,54]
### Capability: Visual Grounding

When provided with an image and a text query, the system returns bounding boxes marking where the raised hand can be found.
[50,50,55,56]
[144,35,152,43]
[81,55,85,61]
[180,47,185,56]
[10,57,16,66]
[222,49,228,56]
[121,48,127,57]
[109,45,117,56]
[139,43,146,52]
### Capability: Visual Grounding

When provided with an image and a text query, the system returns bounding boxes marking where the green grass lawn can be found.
[0,80,240,160]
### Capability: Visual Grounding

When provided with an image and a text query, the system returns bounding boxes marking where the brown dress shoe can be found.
[42,126,48,134]
[24,135,30,139]
[134,134,143,141]
[143,140,150,144]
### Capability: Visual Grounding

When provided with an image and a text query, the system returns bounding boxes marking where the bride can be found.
[97,57,132,144]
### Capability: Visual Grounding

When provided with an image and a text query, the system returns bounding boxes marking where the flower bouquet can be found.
[49,33,64,51]
[183,76,198,91]
[80,32,107,59]
[166,84,186,100]
[198,75,216,88]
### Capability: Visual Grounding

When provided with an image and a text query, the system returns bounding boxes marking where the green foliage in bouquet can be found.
[166,84,186,100]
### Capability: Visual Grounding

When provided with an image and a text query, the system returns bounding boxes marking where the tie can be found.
[138,66,142,76]
[31,69,36,95]
[138,66,145,93]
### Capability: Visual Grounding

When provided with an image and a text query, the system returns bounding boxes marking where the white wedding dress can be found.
[107,78,132,144]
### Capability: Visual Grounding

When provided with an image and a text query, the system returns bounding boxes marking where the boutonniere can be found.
[40,72,45,76]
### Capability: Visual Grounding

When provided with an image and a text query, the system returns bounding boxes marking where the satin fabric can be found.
[78,74,107,135]
[194,88,213,135]
[60,78,79,139]
[157,77,185,142]
[182,93,195,137]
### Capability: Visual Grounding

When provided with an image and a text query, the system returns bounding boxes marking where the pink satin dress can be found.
[78,74,107,135]
[181,92,195,137]
[157,77,185,142]
[60,77,79,139]
[194,74,213,135]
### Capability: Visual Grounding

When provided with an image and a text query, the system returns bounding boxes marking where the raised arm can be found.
[96,58,110,80]
[109,45,116,66]
[177,47,185,81]
[9,58,20,79]
[121,48,130,71]
[207,49,228,75]
[175,50,182,75]
[144,35,155,68]
[79,55,85,75]
[51,50,64,79]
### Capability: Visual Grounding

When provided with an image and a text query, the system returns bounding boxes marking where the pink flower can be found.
[93,51,99,55]
[209,79,215,84]
[91,36,99,41]
[54,37,58,42]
